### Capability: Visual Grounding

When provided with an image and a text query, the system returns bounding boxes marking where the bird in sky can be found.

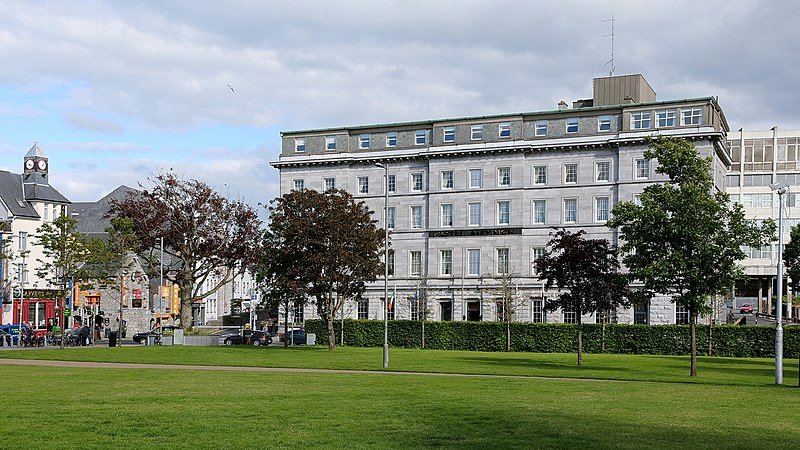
[227,84,235,93]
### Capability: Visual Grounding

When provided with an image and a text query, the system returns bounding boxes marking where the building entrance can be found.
[466,300,481,321]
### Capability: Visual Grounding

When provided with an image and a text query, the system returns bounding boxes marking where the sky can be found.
[1,0,798,213]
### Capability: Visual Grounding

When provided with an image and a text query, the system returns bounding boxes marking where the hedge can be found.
[304,319,800,358]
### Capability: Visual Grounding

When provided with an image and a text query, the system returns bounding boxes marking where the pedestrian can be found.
[46,318,54,333]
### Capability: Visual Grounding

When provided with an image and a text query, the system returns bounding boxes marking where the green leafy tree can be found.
[536,228,630,366]
[782,224,800,317]
[35,214,90,348]
[265,188,384,351]
[608,137,774,376]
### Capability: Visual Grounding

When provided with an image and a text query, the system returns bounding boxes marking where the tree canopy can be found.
[108,172,263,328]
[783,224,800,299]
[608,136,774,376]
[264,188,385,351]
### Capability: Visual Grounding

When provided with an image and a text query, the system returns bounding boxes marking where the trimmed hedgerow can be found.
[304,319,800,358]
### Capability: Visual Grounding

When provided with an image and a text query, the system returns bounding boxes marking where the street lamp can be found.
[769,180,789,385]
[375,162,389,369]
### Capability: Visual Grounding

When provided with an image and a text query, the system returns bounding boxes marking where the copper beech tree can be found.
[108,173,263,328]
[263,188,385,351]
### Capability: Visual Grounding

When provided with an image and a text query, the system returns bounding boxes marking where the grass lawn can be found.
[0,345,798,386]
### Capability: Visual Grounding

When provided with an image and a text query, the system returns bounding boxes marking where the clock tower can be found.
[23,142,49,185]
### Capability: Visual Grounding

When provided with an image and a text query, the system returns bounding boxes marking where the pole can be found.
[775,188,785,384]
[159,237,164,336]
[376,162,389,368]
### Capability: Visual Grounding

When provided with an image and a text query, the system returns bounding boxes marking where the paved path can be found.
[0,358,628,383]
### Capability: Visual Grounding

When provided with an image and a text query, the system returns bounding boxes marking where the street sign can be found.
[64,307,71,317]
[12,288,20,298]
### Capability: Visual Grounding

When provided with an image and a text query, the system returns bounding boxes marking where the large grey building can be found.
[272,74,731,326]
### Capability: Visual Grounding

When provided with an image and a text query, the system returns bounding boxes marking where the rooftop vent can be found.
[557,101,569,110]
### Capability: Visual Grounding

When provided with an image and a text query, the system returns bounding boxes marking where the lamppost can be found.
[769,180,789,385]
[375,162,389,369]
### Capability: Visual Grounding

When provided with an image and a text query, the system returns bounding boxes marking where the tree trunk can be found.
[326,313,336,352]
[421,319,425,349]
[60,293,66,349]
[690,308,698,377]
[707,311,713,357]
[601,317,606,353]
[577,315,583,367]
[283,301,289,349]
[506,320,511,352]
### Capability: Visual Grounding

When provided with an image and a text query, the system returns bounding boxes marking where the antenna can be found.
[603,15,615,76]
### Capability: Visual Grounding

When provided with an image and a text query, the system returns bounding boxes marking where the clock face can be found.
[37,159,47,171]
[25,159,34,170]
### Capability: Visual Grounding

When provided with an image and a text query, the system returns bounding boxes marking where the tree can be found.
[782,224,800,319]
[108,172,263,329]
[608,137,774,376]
[265,188,384,351]
[35,214,90,348]
[493,269,523,352]
[409,275,432,348]
[536,228,630,366]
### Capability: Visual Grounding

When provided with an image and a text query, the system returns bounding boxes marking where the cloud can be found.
[63,112,124,134]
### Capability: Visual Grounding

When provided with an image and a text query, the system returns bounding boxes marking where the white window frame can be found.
[294,138,305,152]
[325,136,336,150]
[324,177,336,193]
[598,115,611,132]
[534,120,547,137]
[563,163,578,184]
[531,246,545,276]
[440,204,454,227]
[293,179,305,192]
[387,174,396,193]
[443,127,455,143]
[681,107,703,126]
[498,167,511,187]
[467,249,481,276]
[387,206,396,229]
[595,161,611,182]
[563,198,578,224]
[635,159,650,179]
[386,132,397,147]
[440,249,453,276]
[532,199,546,224]
[533,165,547,185]
[496,248,510,275]
[594,196,610,222]
[411,205,423,229]
[471,124,483,140]
[566,117,579,134]
[496,201,510,226]
[359,134,370,149]
[358,176,369,194]
[441,170,454,190]
[656,109,677,128]
[410,251,422,277]
[415,130,427,145]
[498,122,511,138]
[468,202,481,227]
[469,168,482,189]
[411,172,424,191]
[631,111,652,130]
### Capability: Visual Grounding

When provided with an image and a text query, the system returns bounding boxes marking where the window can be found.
[532,200,546,224]
[533,165,547,185]
[324,177,335,193]
[656,109,677,127]
[499,122,511,138]
[496,248,510,275]
[676,305,690,325]
[16,262,27,283]
[596,309,617,324]
[294,138,305,152]
[563,198,577,223]
[471,125,483,140]
[443,127,455,143]
[596,161,610,182]
[440,204,453,227]
[411,206,423,229]
[43,204,49,221]
[531,247,545,276]
[387,250,394,276]
[743,193,773,208]
[566,117,579,134]
[631,111,652,130]
[410,298,420,321]
[563,308,576,324]
[386,132,397,147]
[598,115,611,132]
[388,174,396,193]
[440,250,453,276]
[634,301,649,325]
[415,130,427,145]
[497,201,510,225]
[726,175,740,187]
[469,168,482,188]
[386,297,395,320]
[358,176,369,194]
[531,298,544,323]
[441,170,454,189]
[387,207,396,229]
[635,159,650,179]
[410,251,422,277]
[595,197,610,222]
[293,302,304,322]
[468,203,481,226]
[634,194,643,206]
[358,299,369,320]
[468,249,481,276]
[359,134,370,149]
[17,231,26,251]
[411,173,424,191]
[564,163,578,183]
[440,301,453,321]
[534,120,547,137]
[681,107,703,126]
[293,179,305,192]
[325,136,336,150]
[498,167,511,186]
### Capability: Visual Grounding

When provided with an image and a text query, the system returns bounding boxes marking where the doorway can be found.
[440,301,453,321]
[466,300,481,321]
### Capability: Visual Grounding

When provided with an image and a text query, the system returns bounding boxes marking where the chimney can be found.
[557,101,568,110]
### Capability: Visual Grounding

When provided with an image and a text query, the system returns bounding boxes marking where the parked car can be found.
[280,329,306,345]
[739,303,753,314]
[223,330,272,346]
[133,326,177,345]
